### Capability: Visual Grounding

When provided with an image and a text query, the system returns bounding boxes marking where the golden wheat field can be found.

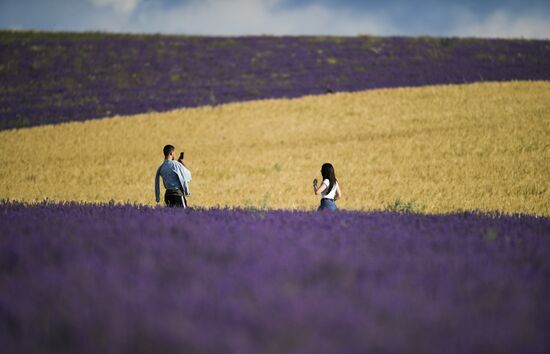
[0,81,549,214]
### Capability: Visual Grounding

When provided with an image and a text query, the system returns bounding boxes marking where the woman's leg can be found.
[319,199,337,211]
[318,199,325,211]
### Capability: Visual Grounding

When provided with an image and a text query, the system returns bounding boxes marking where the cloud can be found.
[94,0,550,38]
[449,9,550,39]
[90,0,140,14]
[125,0,398,35]
[1,0,549,39]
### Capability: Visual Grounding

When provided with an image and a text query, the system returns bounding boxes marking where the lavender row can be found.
[1,202,549,354]
[1,31,550,130]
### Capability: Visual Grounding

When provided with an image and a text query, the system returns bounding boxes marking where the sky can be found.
[1,0,549,39]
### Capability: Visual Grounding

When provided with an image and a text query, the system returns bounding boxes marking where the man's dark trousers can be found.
[165,188,187,208]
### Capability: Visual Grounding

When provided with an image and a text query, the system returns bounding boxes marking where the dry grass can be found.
[0,81,548,214]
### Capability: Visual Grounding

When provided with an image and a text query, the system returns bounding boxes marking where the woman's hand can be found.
[313,178,327,195]
[335,183,341,200]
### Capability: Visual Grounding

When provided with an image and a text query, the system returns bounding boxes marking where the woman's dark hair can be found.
[321,163,337,194]
[163,144,175,158]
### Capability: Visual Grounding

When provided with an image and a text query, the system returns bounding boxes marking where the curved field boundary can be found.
[0,81,548,215]
[1,31,550,130]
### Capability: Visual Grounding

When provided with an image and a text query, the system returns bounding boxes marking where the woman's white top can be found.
[321,179,338,199]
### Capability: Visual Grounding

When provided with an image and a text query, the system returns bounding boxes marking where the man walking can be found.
[155,144,192,208]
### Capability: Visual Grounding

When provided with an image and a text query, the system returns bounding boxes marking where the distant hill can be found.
[1,30,549,130]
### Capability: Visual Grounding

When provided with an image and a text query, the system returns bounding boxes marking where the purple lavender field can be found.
[1,202,549,354]
[1,31,550,130]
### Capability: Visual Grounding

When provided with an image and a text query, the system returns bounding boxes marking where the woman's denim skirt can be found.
[318,198,337,211]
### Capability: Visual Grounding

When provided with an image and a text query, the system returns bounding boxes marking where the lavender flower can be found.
[1,201,549,353]
[1,32,549,130]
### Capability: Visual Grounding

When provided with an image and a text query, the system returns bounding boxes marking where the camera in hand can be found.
[178,152,184,161]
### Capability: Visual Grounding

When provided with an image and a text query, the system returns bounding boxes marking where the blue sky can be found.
[1,0,549,38]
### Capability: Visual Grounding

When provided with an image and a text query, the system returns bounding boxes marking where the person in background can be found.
[155,144,192,208]
[313,163,341,211]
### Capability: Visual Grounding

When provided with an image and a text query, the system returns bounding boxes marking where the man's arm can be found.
[155,166,161,203]
[174,163,191,196]
[178,163,192,182]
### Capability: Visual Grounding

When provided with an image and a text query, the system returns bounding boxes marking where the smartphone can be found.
[178,152,184,160]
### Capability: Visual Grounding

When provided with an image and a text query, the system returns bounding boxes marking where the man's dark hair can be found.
[163,144,175,157]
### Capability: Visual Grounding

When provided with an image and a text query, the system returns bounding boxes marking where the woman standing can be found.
[313,163,341,211]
